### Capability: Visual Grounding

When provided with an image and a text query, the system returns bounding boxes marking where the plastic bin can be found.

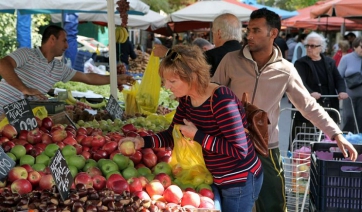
[29,101,65,114]
[73,50,93,72]
[310,143,362,212]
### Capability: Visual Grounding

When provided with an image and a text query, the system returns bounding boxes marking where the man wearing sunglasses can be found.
[212,8,357,212]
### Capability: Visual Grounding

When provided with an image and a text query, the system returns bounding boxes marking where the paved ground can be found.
[278,96,292,153]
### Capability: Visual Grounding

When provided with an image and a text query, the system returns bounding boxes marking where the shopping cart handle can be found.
[320,95,339,98]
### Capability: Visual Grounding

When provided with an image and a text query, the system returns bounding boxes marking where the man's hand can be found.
[23,88,47,100]
[335,134,358,161]
[117,74,135,86]
[338,92,348,100]
[153,44,169,58]
[117,63,126,74]
[310,92,321,100]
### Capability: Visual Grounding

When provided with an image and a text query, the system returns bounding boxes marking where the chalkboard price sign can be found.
[105,95,123,120]
[0,147,16,181]
[3,99,38,133]
[49,150,73,201]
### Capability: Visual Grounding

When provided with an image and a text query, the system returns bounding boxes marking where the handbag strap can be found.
[210,85,221,114]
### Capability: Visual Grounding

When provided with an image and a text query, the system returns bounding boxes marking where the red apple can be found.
[27,170,41,186]
[24,143,33,154]
[82,146,90,152]
[199,196,215,209]
[35,117,42,128]
[18,130,28,140]
[81,151,91,160]
[65,130,75,138]
[138,176,149,189]
[199,188,214,200]
[35,143,47,151]
[92,149,108,161]
[111,179,130,194]
[91,128,103,136]
[1,124,17,140]
[38,174,55,190]
[142,153,157,169]
[13,139,28,146]
[21,164,33,173]
[29,146,43,157]
[181,191,201,207]
[102,141,118,155]
[51,129,67,143]
[154,173,172,189]
[109,150,121,160]
[127,177,143,194]
[74,172,93,188]
[77,127,87,136]
[145,179,164,197]
[81,136,93,147]
[86,167,102,177]
[51,124,65,131]
[118,140,136,156]
[133,190,151,201]
[63,136,77,146]
[75,134,86,144]
[141,148,155,155]
[72,144,83,155]
[91,135,106,148]
[137,129,149,137]
[39,126,49,134]
[92,175,106,191]
[41,117,53,130]
[0,136,10,145]
[11,179,32,195]
[126,131,140,137]
[41,133,53,144]
[129,150,142,165]
[106,173,125,189]
[86,127,94,136]
[8,167,28,182]
[2,141,15,152]
[121,124,137,134]
[163,185,183,204]
[56,141,65,150]
[27,128,42,144]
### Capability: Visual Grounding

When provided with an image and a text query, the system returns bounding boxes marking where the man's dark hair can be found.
[250,8,281,33]
[297,33,307,42]
[41,25,66,44]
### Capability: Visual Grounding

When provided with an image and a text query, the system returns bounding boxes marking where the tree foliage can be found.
[0,13,50,59]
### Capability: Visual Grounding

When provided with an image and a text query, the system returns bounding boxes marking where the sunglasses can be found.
[165,50,193,73]
[305,44,321,49]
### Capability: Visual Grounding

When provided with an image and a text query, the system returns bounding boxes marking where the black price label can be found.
[0,147,16,181]
[105,94,123,120]
[49,150,73,201]
[3,99,37,133]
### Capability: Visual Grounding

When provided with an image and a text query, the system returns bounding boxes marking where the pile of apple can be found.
[0,117,217,210]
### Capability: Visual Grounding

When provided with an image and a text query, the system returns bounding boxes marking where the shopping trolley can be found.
[280,95,358,212]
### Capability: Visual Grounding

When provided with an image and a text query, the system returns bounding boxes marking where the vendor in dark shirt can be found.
[116,37,137,71]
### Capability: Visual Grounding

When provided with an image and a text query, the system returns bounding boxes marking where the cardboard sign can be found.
[105,94,123,120]
[49,150,73,201]
[3,99,37,133]
[0,147,16,181]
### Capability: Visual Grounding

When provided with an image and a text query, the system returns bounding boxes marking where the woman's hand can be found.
[179,119,198,140]
[310,92,321,99]
[335,134,358,161]
[338,92,349,100]
[118,136,145,150]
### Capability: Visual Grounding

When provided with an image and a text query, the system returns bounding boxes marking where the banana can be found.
[65,99,75,105]
[116,27,124,43]
[66,89,78,104]
[120,27,128,43]
[115,27,120,43]
[85,99,107,109]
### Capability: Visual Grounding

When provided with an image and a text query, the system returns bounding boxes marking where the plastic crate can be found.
[310,143,362,212]
[73,50,93,72]
[29,101,65,114]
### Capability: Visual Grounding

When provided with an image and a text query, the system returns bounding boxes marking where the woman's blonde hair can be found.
[159,44,211,95]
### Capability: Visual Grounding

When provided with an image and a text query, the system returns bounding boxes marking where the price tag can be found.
[3,99,38,133]
[49,150,73,201]
[0,147,16,181]
[105,94,123,120]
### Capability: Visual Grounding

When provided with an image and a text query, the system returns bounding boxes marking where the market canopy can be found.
[0,0,149,15]
[51,10,167,31]
[169,0,255,32]
[241,0,298,19]
[310,0,362,19]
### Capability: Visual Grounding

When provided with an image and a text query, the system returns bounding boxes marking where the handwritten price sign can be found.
[0,147,16,181]
[49,150,73,201]
[3,99,37,133]
[106,95,123,120]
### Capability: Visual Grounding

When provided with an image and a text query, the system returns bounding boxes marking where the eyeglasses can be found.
[304,44,321,49]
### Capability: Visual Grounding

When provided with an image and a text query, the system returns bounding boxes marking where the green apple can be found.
[32,163,46,172]
[122,166,139,180]
[112,154,130,171]
[137,167,152,176]
[145,173,155,182]
[44,143,59,158]
[61,145,77,157]
[83,159,98,172]
[6,153,17,162]
[68,155,86,170]
[10,145,26,160]
[68,165,78,178]
[128,159,134,168]
[196,183,212,192]
[97,159,111,168]
[19,155,35,166]
[153,162,172,176]
[36,154,50,166]
[100,160,119,176]
[105,171,122,180]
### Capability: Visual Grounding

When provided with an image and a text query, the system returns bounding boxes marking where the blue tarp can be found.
[242,0,298,20]
[16,10,31,48]
[63,13,79,68]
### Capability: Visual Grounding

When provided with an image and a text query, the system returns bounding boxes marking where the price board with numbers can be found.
[105,95,123,120]
[49,150,73,201]
[3,99,37,133]
[0,147,16,181]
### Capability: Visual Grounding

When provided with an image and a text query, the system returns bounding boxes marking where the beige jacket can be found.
[212,45,342,149]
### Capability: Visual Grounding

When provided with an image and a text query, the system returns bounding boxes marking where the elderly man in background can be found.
[192,38,214,52]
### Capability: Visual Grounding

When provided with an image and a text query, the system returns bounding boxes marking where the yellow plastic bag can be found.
[0,106,48,130]
[123,81,141,116]
[136,52,161,114]
[171,125,213,186]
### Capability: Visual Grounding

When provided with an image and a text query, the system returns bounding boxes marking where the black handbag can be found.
[345,72,362,89]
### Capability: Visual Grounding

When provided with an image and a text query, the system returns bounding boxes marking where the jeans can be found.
[220,171,263,212]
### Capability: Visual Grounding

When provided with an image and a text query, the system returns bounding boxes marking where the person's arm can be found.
[129,42,137,60]
[337,56,347,77]
[0,56,46,98]
[70,72,134,87]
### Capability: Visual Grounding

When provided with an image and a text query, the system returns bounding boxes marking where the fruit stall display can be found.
[0,115,220,211]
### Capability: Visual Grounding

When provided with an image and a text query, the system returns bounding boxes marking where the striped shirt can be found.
[144,86,262,188]
[0,47,76,115]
